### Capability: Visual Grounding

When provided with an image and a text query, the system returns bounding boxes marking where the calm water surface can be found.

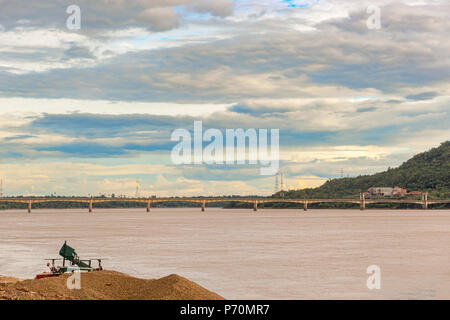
[0,208,449,299]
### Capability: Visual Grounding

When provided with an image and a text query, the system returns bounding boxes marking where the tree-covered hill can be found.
[277,141,450,200]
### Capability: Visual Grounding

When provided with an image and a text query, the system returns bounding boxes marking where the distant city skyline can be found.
[0,0,449,196]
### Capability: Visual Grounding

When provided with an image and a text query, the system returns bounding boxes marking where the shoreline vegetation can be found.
[1,141,449,210]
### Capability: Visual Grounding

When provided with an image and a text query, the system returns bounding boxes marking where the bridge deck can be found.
[0,197,448,212]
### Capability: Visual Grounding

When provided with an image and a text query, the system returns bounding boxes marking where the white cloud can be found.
[0,97,231,116]
[0,0,448,195]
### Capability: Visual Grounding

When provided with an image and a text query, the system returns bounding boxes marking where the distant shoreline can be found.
[1,206,449,211]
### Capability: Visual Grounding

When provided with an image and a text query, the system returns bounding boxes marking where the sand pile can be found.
[0,271,224,300]
[0,276,22,284]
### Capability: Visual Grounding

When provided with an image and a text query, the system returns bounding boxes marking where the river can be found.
[0,208,449,299]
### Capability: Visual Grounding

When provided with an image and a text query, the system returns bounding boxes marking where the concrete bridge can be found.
[1,193,449,213]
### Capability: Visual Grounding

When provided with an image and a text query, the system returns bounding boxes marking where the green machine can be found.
[35,241,103,279]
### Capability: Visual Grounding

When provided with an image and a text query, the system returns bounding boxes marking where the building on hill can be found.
[368,186,407,197]
[368,187,393,197]
[392,186,408,197]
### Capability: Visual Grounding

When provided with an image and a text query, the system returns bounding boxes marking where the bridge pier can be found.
[360,193,365,210]
[303,201,308,211]
[201,200,206,212]
[89,199,93,213]
[28,200,32,213]
[253,201,258,212]
[422,193,428,210]
[147,200,151,212]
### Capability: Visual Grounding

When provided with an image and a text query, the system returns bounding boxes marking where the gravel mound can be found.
[0,271,224,300]
[0,276,22,284]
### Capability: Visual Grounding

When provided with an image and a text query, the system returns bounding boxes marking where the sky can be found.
[0,0,449,197]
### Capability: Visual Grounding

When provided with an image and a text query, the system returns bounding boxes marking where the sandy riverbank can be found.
[0,270,224,300]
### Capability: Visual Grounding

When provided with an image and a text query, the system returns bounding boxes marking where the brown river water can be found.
[0,208,449,299]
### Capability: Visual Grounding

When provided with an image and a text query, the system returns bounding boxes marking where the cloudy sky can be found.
[0,0,449,196]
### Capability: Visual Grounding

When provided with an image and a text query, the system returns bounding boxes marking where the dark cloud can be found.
[0,0,234,32]
[63,45,95,60]
[188,0,234,18]
[2,134,35,141]
[405,91,438,101]
[357,107,377,113]
[137,7,180,32]
[37,141,174,157]
[30,113,192,138]
[0,3,449,101]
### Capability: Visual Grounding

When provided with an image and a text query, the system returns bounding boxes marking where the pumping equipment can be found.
[35,241,103,280]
